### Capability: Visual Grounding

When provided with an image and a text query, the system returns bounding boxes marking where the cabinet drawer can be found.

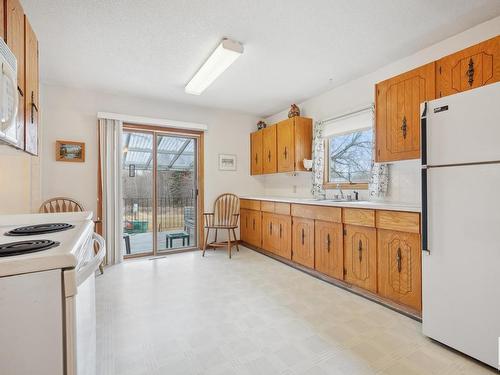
[291,204,341,223]
[261,201,275,213]
[275,202,291,215]
[343,208,375,227]
[240,199,261,211]
[376,211,420,233]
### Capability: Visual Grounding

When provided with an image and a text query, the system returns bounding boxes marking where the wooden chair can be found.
[202,193,240,258]
[39,197,85,213]
[39,197,104,274]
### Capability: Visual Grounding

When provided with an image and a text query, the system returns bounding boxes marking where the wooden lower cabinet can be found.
[240,209,261,248]
[262,212,280,254]
[343,224,377,293]
[292,217,314,268]
[315,220,343,280]
[377,229,421,311]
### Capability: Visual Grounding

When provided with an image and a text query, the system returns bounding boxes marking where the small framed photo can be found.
[56,140,85,162]
[218,154,237,171]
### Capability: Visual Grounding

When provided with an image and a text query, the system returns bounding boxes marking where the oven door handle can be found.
[76,233,106,286]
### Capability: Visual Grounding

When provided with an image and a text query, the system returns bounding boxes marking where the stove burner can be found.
[0,239,60,257]
[5,223,74,236]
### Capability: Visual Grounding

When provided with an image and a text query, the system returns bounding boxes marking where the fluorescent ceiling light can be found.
[185,38,244,95]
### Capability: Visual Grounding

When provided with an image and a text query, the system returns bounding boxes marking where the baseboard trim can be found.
[241,242,422,321]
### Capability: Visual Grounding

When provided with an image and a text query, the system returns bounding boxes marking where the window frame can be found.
[322,127,373,190]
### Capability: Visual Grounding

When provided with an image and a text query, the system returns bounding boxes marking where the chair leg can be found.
[214,229,218,250]
[227,229,232,259]
[202,228,210,257]
[232,229,239,252]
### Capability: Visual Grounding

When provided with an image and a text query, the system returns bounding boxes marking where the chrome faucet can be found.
[336,183,345,200]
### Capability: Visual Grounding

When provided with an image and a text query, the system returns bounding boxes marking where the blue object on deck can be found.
[166,232,190,248]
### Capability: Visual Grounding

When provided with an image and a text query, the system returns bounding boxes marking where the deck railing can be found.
[123,197,194,233]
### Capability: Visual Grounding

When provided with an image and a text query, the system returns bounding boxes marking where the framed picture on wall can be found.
[218,154,237,171]
[56,140,85,162]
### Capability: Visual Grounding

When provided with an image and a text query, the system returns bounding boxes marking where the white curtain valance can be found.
[322,106,373,138]
[97,112,208,132]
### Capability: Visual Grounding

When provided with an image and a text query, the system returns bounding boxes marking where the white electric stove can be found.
[0,211,105,375]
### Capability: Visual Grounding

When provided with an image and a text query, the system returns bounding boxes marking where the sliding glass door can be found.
[122,130,154,256]
[156,134,198,252]
[122,127,200,257]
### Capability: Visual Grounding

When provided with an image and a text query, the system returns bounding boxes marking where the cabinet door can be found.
[262,125,277,174]
[240,209,249,243]
[277,118,295,172]
[24,17,39,155]
[343,224,377,293]
[250,131,263,175]
[248,210,262,248]
[262,212,279,254]
[277,215,292,260]
[293,117,312,171]
[6,0,25,149]
[377,229,421,311]
[436,36,500,98]
[375,62,435,162]
[315,220,343,280]
[292,217,314,268]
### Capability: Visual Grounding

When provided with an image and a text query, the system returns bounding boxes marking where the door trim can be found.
[98,124,204,259]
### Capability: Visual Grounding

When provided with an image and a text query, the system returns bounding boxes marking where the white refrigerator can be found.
[421,82,500,369]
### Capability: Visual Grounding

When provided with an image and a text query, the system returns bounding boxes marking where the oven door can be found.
[64,233,105,375]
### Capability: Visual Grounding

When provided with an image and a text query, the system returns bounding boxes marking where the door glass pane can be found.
[122,130,154,256]
[156,134,197,251]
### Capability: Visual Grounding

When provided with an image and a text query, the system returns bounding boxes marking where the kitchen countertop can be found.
[240,195,421,213]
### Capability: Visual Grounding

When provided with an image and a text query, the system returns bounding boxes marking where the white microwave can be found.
[0,38,19,148]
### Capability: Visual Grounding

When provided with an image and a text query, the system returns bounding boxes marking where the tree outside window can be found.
[327,128,373,184]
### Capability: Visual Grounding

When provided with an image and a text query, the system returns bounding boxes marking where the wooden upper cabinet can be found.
[377,229,421,311]
[250,131,263,175]
[277,116,312,173]
[24,17,39,155]
[436,36,500,98]
[343,224,377,293]
[315,220,343,280]
[6,0,25,89]
[262,125,277,174]
[292,217,314,268]
[375,62,435,162]
[5,0,25,150]
[0,1,4,40]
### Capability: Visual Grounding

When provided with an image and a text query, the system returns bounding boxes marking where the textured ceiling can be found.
[22,0,500,117]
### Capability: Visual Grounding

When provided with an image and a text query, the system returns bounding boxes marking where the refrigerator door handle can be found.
[421,102,430,254]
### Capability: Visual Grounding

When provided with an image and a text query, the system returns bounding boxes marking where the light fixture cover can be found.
[185,38,244,95]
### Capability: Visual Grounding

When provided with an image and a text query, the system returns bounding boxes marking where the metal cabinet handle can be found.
[255,154,258,164]
[467,58,474,87]
[253,218,255,230]
[396,247,402,273]
[269,222,272,235]
[326,233,331,253]
[268,150,271,162]
[245,217,248,228]
[284,146,288,159]
[401,116,407,139]
[279,224,282,238]
[30,91,38,124]
[358,239,363,262]
[301,228,305,246]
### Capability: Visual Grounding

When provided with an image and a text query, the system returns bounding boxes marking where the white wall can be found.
[264,16,500,204]
[0,145,40,214]
[40,84,265,218]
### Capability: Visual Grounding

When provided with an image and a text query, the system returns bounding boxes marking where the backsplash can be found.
[261,159,421,205]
